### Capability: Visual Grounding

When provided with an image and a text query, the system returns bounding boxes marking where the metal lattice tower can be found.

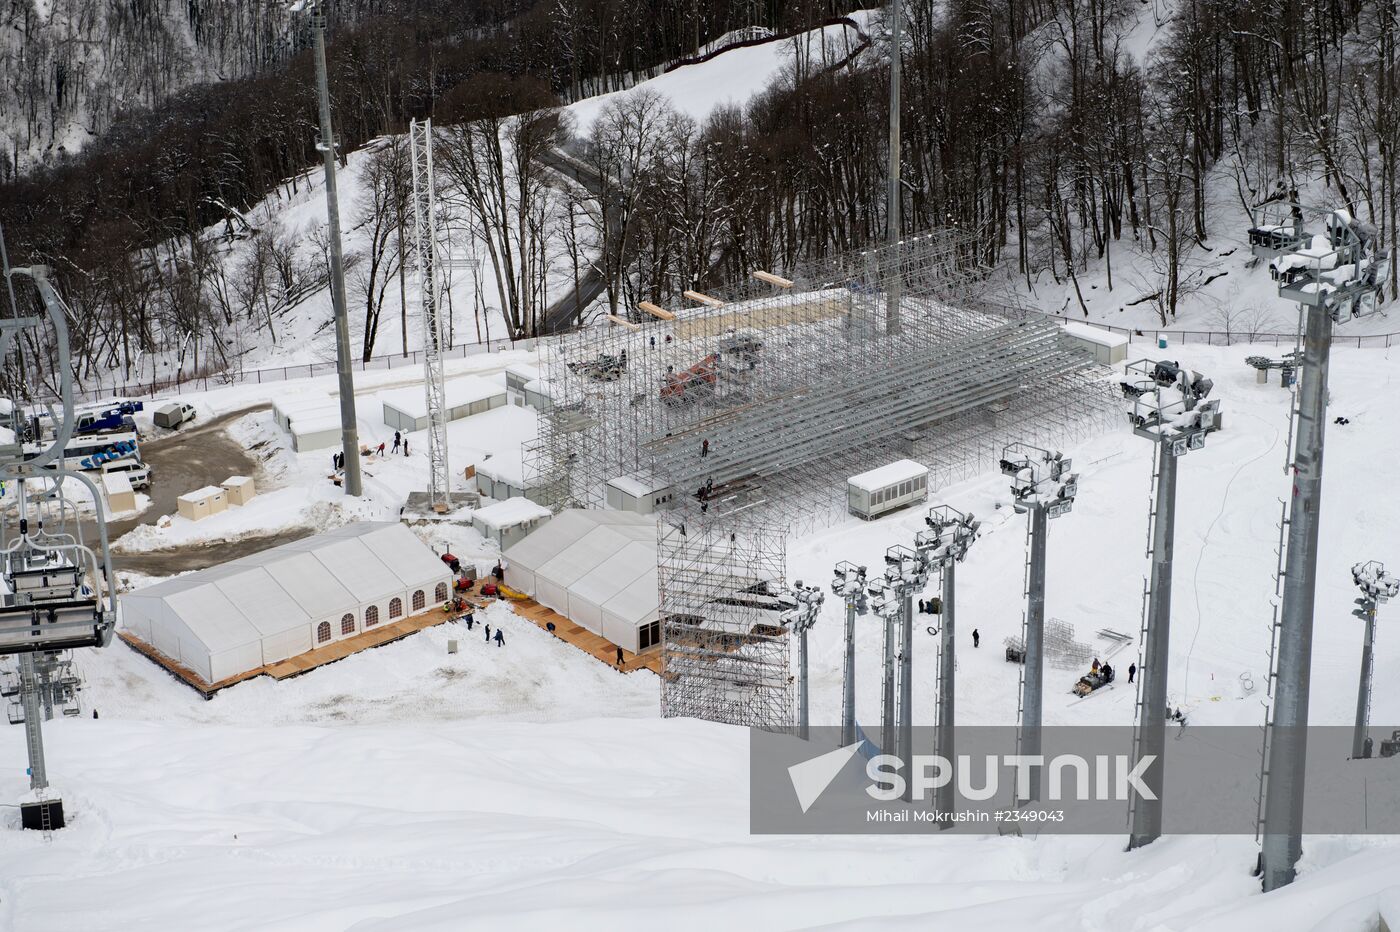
[1002,442,1079,806]
[785,582,824,739]
[1119,359,1222,850]
[409,118,452,512]
[1349,562,1397,759]
[1259,207,1382,891]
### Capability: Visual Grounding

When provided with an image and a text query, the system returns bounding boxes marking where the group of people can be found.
[330,431,411,473]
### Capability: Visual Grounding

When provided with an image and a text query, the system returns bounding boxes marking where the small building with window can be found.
[120,522,451,691]
[380,375,507,432]
[504,509,660,653]
[605,475,673,514]
[472,497,552,550]
[847,459,930,520]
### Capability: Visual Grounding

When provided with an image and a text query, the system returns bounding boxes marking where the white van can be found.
[100,457,152,490]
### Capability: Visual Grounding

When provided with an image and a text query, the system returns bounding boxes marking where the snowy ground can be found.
[3,339,1400,929]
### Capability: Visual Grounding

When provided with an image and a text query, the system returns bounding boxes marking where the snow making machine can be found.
[0,262,118,832]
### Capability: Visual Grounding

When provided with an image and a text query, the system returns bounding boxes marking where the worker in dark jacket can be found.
[494,629,505,647]
[972,629,980,648]
[484,623,491,642]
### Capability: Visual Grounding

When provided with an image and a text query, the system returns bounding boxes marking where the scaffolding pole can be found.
[1260,304,1333,892]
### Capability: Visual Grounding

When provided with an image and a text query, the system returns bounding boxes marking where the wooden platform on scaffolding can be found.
[510,598,662,675]
[118,607,459,698]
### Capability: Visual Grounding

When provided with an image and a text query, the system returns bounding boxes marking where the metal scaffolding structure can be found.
[657,518,794,728]
[528,230,1117,728]
[409,118,452,513]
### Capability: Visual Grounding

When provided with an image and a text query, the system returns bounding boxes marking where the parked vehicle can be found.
[152,402,197,429]
[73,406,137,436]
[100,457,152,490]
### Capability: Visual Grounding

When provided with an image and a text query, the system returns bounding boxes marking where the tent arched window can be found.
[346,612,361,634]
[434,582,449,602]
[317,621,332,644]
[389,597,403,620]
[412,590,426,611]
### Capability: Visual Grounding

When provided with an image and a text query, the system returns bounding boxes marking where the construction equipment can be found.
[1379,730,1400,759]
[568,352,628,382]
[660,354,719,405]
[1072,662,1115,696]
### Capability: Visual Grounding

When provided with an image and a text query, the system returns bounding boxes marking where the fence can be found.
[1034,312,1399,350]
[65,334,550,405]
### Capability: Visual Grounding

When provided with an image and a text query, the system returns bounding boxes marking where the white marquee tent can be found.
[504,510,660,653]
[121,522,451,685]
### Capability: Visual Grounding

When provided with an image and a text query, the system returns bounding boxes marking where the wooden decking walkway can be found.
[120,607,458,698]
[510,597,663,675]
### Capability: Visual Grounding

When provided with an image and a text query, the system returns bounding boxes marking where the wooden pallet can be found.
[510,598,662,675]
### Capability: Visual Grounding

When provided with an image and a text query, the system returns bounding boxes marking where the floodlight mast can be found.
[310,1,362,497]
[882,544,930,800]
[1120,359,1221,851]
[1349,562,1397,759]
[831,562,869,747]
[1260,207,1379,891]
[915,505,980,823]
[1001,442,1078,805]
[784,582,824,740]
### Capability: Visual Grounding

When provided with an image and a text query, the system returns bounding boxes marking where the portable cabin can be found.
[505,363,541,399]
[177,485,228,522]
[1060,322,1129,364]
[102,471,137,514]
[221,475,256,506]
[605,475,674,514]
[471,498,552,550]
[522,379,553,411]
[380,376,506,432]
[847,459,929,520]
[289,413,344,453]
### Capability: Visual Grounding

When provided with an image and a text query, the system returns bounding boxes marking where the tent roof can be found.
[505,510,659,627]
[124,522,449,655]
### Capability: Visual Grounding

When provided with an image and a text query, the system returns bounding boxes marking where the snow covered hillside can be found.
[3,339,1399,928]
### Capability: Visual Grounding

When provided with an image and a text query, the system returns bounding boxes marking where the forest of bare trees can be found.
[5,0,1400,390]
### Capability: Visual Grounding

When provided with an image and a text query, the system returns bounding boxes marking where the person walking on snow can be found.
[392,431,401,453]
[1128,662,1137,684]
[377,442,386,456]
[615,646,624,667]
[484,623,491,642]
[972,629,980,648]
[464,613,474,631]
[494,629,504,647]
[403,438,410,456]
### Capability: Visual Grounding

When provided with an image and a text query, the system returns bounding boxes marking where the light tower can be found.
[309,1,362,496]
[783,581,825,740]
[1000,442,1078,805]
[881,544,930,799]
[914,505,980,822]
[864,571,903,755]
[830,561,869,747]
[1260,207,1383,891]
[1120,358,1221,850]
[409,117,452,513]
[1349,562,1398,759]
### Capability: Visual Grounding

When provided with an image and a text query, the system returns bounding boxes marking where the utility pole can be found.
[1002,443,1078,806]
[831,562,869,747]
[885,0,903,335]
[1119,359,1221,850]
[409,118,452,513]
[312,2,362,497]
[1349,562,1397,759]
[880,544,929,801]
[915,506,980,823]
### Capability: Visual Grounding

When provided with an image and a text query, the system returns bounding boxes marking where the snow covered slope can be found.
[2,340,1399,928]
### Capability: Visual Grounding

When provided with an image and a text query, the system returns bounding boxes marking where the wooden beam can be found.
[751,270,794,288]
[638,301,676,321]
[606,314,641,331]
[683,289,724,307]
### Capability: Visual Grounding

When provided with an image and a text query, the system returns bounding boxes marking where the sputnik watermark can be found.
[865,753,1156,803]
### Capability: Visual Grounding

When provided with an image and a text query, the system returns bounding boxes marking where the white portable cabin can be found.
[522,379,553,411]
[471,497,552,550]
[380,375,507,432]
[120,522,452,686]
[177,485,228,522]
[504,510,661,653]
[505,363,540,398]
[272,396,339,433]
[102,472,136,514]
[1060,322,1129,365]
[605,475,674,514]
[473,456,564,506]
[221,475,256,505]
[289,413,344,453]
[847,459,930,520]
